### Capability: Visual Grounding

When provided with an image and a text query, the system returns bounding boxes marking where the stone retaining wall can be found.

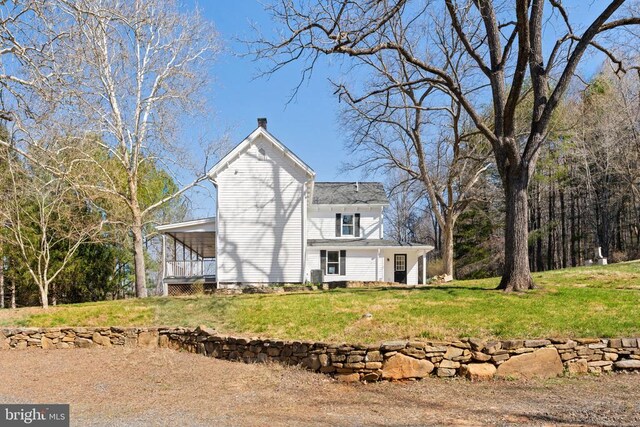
[2,327,639,382]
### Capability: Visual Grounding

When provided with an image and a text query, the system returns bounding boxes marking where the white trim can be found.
[214,187,220,289]
[157,217,216,232]
[309,203,389,210]
[207,127,316,179]
[309,244,435,251]
[161,234,167,295]
[422,250,427,285]
[301,183,307,282]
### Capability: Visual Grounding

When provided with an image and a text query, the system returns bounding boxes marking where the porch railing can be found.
[166,260,216,278]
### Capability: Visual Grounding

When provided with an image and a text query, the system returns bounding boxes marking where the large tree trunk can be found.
[498,170,535,291]
[39,286,48,309]
[132,220,148,298]
[129,172,148,298]
[441,216,455,278]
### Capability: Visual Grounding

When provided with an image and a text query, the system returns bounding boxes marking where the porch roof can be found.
[157,217,216,233]
[307,239,434,251]
[157,217,216,258]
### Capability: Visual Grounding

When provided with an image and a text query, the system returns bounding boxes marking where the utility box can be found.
[310,269,323,284]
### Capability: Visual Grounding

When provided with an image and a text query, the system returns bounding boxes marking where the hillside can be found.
[1,261,639,343]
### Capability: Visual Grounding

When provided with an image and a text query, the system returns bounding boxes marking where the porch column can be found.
[161,234,168,296]
[422,251,427,285]
[376,249,380,282]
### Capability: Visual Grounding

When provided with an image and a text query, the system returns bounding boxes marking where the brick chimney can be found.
[257,117,267,130]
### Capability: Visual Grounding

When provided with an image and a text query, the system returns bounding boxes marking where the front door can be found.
[394,254,407,284]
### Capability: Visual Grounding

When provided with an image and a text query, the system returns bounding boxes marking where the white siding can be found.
[306,248,383,282]
[216,135,308,284]
[307,207,382,240]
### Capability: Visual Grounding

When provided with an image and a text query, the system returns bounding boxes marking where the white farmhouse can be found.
[157,119,433,294]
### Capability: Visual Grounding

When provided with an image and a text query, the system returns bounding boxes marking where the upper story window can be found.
[335,213,360,238]
[342,214,354,236]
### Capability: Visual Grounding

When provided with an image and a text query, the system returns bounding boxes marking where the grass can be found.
[1,261,639,343]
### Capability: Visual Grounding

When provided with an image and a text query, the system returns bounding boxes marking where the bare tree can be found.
[29,0,221,297]
[334,10,491,278]
[570,68,640,257]
[340,64,490,277]
[0,2,62,161]
[252,0,640,290]
[384,171,433,245]
[0,150,105,309]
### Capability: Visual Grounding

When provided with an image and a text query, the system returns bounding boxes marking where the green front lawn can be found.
[1,261,639,343]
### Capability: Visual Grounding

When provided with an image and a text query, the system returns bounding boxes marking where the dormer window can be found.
[335,213,361,237]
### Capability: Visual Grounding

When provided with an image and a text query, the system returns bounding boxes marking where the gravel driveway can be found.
[0,348,638,426]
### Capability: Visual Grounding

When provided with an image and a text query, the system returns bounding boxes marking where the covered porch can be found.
[306,239,434,285]
[157,217,217,296]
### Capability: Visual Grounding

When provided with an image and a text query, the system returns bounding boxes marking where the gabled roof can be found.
[207,126,315,180]
[312,182,389,205]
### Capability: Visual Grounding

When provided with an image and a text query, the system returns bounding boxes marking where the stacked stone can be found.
[0,327,159,350]
[159,331,640,382]
[561,338,640,374]
[2,327,640,382]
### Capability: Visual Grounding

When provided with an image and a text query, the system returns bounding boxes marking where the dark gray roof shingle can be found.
[312,182,388,205]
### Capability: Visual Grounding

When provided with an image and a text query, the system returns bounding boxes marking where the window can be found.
[335,213,360,237]
[327,250,340,275]
[342,214,354,236]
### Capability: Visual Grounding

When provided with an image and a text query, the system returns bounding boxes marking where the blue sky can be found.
[183,1,604,218]
[183,1,357,217]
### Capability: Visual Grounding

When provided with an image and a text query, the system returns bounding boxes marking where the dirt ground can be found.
[0,348,638,426]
